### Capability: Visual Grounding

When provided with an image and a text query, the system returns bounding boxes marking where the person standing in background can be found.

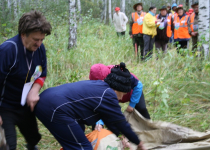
[155,6,173,53]
[171,3,178,15]
[143,6,161,59]
[169,3,178,43]
[129,3,146,60]
[188,2,199,53]
[173,5,191,53]
[113,7,128,37]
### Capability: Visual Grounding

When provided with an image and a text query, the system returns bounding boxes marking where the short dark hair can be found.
[18,10,52,36]
[149,6,156,11]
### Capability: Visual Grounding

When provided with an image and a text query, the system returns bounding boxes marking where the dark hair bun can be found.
[104,62,131,92]
[120,62,125,70]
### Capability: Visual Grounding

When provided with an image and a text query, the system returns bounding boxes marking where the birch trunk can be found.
[8,0,11,11]
[14,0,18,19]
[108,0,112,24]
[104,0,107,24]
[100,0,105,22]
[18,0,21,10]
[128,0,131,17]
[198,0,210,58]
[1,0,5,20]
[22,0,25,8]
[189,0,193,8]
[121,0,125,13]
[68,0,77,49]
[77,0,82,23]
[112,0,115,14]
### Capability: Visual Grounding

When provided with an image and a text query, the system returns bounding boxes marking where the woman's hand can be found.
[0,116,3,126]
[126,106,134,113]
[137,141,147,150]
[27,83,41,111]
[95,124,103,131]
[121,136,132,150]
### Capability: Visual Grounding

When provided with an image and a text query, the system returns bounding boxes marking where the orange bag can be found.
[60,129,125,150]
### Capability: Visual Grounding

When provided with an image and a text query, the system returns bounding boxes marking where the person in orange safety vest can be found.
[129,3,146,60]
[173,5,191,53]
[155,6,174,53]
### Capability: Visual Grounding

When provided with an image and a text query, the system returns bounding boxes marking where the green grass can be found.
[1,19,210,149]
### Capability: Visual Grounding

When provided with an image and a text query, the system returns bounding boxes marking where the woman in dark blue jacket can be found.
[35,63,146,150]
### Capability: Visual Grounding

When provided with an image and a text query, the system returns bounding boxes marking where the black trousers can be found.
[175,41,188,54]
[135,92,150,119]
[133,36,144,60]
[117,31,125,36]
[0,107,41,150]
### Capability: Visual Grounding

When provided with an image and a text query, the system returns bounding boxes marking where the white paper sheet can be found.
[20,65,42,106]
[21,82,33,106]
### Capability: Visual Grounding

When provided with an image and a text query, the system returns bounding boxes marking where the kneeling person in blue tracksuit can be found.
[35,63,146,150]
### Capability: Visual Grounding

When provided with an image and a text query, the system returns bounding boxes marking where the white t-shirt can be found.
[113,12,128,32]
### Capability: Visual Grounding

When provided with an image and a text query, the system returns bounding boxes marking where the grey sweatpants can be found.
[143,34,155,57]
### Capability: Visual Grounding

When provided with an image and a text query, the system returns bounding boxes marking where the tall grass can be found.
[1,18,210,149]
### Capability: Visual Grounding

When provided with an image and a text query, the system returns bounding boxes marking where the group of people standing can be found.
[113,1,199,60]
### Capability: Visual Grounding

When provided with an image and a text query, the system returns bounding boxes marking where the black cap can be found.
[159,6,167,11]
[191,1,199,8]
[104,62,131,93]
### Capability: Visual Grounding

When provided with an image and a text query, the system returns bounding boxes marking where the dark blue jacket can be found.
[35,80,140,145]
[0,34,47,108]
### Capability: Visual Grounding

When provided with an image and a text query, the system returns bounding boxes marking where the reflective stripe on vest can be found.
[166,15,172,37]
[190,13,195,32]
[132,12,146,34]
[174,15,191,39]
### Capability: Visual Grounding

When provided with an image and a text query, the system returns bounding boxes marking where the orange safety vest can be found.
[166,15,172,38]
[189,12,195,32]
[156,14,172,38]
[173,15,191,39]
[131,12,146,34]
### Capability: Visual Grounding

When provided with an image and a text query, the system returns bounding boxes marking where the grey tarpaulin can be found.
[124,109,210,150]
